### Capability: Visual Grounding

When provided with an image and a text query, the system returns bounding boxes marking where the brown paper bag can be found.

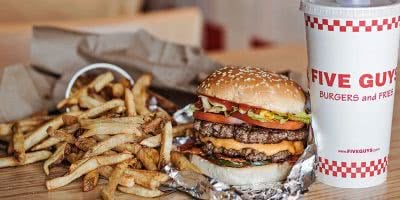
[0,26,220,122]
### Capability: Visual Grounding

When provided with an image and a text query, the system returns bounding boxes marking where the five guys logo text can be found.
[311,68,396,88]
[311,68,396,102]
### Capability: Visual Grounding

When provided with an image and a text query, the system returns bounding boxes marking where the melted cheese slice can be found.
[200,136,304,156]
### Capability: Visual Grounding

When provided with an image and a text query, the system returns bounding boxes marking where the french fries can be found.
[158,121,173,168]
[12,125,25,162]
[171,151,201,173]
[112,83,125,98]
[118,185,164,198]
[79,95,104,109]
[148,90,177,113]
[101,160,130,200]
[46,153,132,190]
[79,117,144,127]
[83,170,99,192]
[75,138,97,151]
[98,165,135,187]
[132,74,152,115]
[140,123,193,148]
[79,122,141,138]
[0,151,52,168]
[0,72,196,199]
[124,169,169,190]
[47,127,77,144]
[137,147,159,171]
[0,123,12,136]
[31,137,62,151]
[83,134,140,158]
[124,88,136,117]
[24,112,80,150]
[79,99,124,119]
[90,72,114,92]
[43,142,68,175]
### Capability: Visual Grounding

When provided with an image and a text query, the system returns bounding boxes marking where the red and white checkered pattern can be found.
[305,15,400,32]
[318,156,388,178]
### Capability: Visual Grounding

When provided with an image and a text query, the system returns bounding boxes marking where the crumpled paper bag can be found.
[0,26,220,122]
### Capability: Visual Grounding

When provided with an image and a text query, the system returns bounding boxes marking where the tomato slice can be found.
[193,111,244,125]
[231,112,304,130]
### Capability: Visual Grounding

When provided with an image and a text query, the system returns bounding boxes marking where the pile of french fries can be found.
[0,72,199,199]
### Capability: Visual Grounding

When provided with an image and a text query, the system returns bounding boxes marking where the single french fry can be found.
[79,117,144,127]
[69,157,91,173]
[60,123,80,134]
[148,90,177,113]
[31,137,62,151]
[124,88,136,117]
[0,150,52,168]
[118,185,164,198]
[158,121,173,168]
[132,74,152,115]
[101,160,130,200]
[83,134,139,158]
[47,127,77,144]
[93,134,110,142]
[17,115,54,127]
[83,169,99,192]
[79,95,104,109]
[46,153,132,190]
[112,83,124,98]
[17,125,37,133]
[81,117,143,126]
[79,99,124,119]
[113,143,141,155]
[137,148,158,171]
[75,138,97,151]
[79,123,141,138]
[171,151,201,173]
[98,165,135,187]
[24,112,80,150]
[57,97,79,110]
[12,125,25,163]
[62,114,79,126]
[70,105,81,112]
[66,152,81,164]
[0,123,13,136]
[142,117,163,135]
[89,72,114,92]
[43,142,68,175]
[124,169,169,190]
[139,135,161,148]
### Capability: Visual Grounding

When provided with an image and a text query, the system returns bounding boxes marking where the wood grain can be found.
[0,45,398,199]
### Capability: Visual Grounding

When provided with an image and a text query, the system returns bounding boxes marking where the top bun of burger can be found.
[197,66,306,114]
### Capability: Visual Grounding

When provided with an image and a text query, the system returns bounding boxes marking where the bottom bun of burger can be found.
[190,154,293,186]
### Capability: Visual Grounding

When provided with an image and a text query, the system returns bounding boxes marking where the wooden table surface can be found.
[1,44,399,199]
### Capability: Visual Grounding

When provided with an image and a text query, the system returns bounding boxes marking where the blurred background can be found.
[0,0,306,66]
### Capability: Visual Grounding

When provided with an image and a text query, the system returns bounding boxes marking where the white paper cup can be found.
[301,0,400,188]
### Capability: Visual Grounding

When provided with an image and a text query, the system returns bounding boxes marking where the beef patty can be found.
[193,120,307,144]
[201,141,291,162]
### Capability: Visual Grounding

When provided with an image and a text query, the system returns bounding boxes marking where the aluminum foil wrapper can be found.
[167,105,317,200]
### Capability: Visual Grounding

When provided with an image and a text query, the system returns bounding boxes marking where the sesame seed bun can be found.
[197,66,306,114]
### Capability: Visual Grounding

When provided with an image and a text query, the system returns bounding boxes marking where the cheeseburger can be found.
[187,66,310,185]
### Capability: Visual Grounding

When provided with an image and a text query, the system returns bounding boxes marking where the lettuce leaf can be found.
[248,110,310,124]
[288,112,311,124]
